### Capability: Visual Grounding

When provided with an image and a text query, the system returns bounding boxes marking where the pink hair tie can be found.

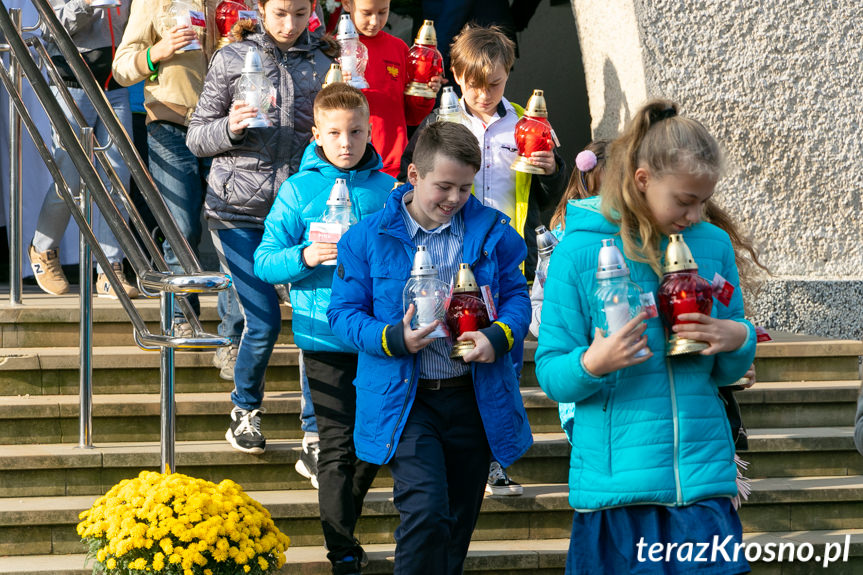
[575,150,597,172]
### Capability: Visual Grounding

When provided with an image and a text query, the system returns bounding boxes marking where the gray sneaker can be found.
[486,461,523,496]
[213,344,238,380]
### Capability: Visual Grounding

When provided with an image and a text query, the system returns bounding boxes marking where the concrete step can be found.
[0,388,558,444]
[5,530,863,575]
[1,426,857,498]
[0,293,294,348]
[0,434,566,498]
[742,427,862,478]
[738,380,861,428]
[0,345,302,396]
[1,375,858,445]
[752,337,863,383]
[3,477,863,557]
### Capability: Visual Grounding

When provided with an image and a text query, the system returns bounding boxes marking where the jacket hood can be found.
[235,29,326,54]
[297,142,384,181]
[564,196,620,236]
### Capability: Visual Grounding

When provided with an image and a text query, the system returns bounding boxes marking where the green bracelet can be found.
[146,47,159,81]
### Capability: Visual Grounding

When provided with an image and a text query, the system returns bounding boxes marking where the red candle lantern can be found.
[446,264,491,359]
[510,89,556,174]
[404,20,443,99]
[657,234,714,356]
[216,0,252,50]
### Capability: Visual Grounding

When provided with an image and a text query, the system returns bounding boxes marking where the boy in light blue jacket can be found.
[254,83,394,574]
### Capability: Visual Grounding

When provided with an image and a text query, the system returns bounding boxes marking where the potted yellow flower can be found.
[77,470,290,575]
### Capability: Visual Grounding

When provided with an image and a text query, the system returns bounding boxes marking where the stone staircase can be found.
[0,290,861,574]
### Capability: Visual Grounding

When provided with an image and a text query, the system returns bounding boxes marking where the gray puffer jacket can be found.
[187,30,333,228]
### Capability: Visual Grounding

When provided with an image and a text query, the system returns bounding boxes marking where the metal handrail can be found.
[0,2,235,470]
[28,0,205,276]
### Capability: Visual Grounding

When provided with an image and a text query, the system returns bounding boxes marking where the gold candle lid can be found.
[452,263,479,293]
[525,89,548,118]
[415,20,437,46]
[662,234,698,274]
[323,63,343,87]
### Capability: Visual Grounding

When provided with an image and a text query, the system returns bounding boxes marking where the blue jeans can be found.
[212,228,281,410]
[33,86,131,273]
[146,121,206,317]
[146,121,241,335]
[298,350,318,435]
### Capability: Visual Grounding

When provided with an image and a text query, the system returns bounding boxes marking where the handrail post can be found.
[7,8,22,305]
[78,126,94,449]
[160,291,176,474]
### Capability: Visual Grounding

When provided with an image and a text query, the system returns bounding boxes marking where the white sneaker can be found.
[295,436,320,489]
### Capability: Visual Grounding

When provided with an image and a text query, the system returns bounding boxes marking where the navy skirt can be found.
[565,498,750,574]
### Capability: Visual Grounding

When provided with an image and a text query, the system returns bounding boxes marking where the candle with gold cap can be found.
[404,20,444,99]
[446,264,492,359]
[322,63,344,88]
[510,90,556,174]
[657,234,714,356]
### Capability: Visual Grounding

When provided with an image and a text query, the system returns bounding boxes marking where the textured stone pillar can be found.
[571,0,863,338]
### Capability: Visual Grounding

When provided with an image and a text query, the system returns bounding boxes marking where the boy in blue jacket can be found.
[328,122,533,574]
[254,83,394,575]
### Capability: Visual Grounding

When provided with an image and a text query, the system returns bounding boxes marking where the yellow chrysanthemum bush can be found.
[77,471,290,575]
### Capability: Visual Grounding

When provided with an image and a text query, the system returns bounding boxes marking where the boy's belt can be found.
[417,374,472,390]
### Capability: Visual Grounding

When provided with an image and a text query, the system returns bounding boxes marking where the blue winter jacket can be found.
[535,196,756,511]
[254,143,395,352]
[327,184,534,467]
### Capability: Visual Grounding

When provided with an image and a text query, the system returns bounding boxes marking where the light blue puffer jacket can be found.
[253,143,395,352]
[535,196,756,511]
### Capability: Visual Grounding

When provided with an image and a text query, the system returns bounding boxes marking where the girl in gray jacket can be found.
[186,0,335,454]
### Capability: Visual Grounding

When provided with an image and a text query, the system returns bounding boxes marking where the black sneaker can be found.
[332,553,363,575]
[295,436,319,489]
[485,461,523,496]
[225,407,266,454]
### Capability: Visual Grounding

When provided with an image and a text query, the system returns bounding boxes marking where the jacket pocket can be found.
[370,257,409,320]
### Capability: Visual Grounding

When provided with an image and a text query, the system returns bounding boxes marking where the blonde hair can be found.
[449,24,515,89]
[313,82,369,124]
[601,99,723,276]
[550,140,609,232]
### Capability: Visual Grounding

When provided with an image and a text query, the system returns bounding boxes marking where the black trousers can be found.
[304,351,380,564]
[389,384,491,574]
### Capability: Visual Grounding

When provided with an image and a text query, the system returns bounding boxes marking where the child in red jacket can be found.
[341,0,442,177]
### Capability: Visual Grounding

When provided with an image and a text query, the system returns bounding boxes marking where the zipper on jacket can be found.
[665,356,683,505]
[384,357,416,461]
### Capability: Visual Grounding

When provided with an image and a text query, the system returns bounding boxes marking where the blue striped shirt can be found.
[401,195,470,379]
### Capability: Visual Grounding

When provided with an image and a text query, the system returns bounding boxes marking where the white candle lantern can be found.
[402,246,449,338]
[335,14,369,89]
[235,46,275,128]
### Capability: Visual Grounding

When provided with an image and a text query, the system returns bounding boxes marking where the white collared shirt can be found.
[460,97,520,225]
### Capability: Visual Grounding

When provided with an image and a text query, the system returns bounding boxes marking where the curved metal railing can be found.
[0,1,231,472]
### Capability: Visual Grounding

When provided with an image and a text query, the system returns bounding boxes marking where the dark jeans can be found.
[147,121,205,317]
[389,384,491,574]
[212,228,281,410]
[305,351,380,564]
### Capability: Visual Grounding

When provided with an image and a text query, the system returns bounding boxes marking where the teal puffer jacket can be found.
[253,143,395,352]
[535,196,756,511]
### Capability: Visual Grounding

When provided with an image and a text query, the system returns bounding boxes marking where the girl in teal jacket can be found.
[535,100,756,575]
